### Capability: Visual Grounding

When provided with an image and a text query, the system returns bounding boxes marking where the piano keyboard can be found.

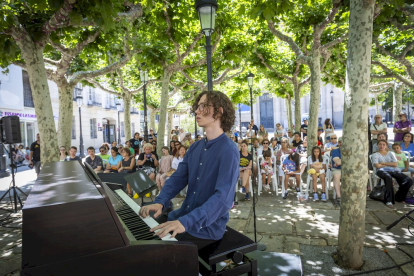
[115,190,177,242]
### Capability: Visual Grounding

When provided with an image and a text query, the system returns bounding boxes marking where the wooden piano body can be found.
[21,161,199,276]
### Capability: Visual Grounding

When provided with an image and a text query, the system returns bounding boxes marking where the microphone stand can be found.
[251,142,266,251]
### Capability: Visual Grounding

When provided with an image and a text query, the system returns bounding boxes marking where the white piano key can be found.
[116,190,177,241]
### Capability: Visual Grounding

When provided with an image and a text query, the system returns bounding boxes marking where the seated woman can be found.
[277,137,292,184]
[104,147,123,173]
[372,133,392,153]
[171,145,187,172]
[137,143,159,181]
[118,147,136,197]
[290,132,303,150]
[400,132,414,161]
[309,146,327,202]
[372,140,413,208]
[59,146,68,161]
[257,138,274,158]
[156,146,174,191]
[169,140,176,155]
[239,141,253,201]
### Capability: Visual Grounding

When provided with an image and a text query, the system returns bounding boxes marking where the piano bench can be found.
[197,227,258,276]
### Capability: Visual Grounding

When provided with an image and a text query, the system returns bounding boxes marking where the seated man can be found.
[324,134,338,153]
[67,146,81,161]
[85,146,103,172]
[331,137,342,205]
[372,133,392,153]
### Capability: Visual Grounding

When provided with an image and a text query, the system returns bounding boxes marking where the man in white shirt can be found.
[370,114,387,145]
[287,129,294,144]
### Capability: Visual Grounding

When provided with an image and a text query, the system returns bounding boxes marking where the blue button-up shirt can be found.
[153,133,239,240]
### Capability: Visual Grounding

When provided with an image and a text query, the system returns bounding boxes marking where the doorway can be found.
[103,124,116,143]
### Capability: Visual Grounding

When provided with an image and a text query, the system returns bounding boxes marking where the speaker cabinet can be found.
[0,116,21,144]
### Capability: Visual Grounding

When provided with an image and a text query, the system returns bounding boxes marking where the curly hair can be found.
[191,90,235,133]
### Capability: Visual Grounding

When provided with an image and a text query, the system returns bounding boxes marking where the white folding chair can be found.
[402,151,412,178]
[306,156,330,199]
[257,155,279,196]
[280,154,299,196]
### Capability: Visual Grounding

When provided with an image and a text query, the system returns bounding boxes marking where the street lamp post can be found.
[247,72,254,121]
[195,0,217,91]
[76,88,85,158]
[140,69,149,142]
[330,91,334,127]
[116,99,121,144]
[238,103,242,137]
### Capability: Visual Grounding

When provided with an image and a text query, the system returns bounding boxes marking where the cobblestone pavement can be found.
[2,166,414,275]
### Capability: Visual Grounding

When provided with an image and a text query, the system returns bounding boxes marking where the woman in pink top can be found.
[155,146,174,191]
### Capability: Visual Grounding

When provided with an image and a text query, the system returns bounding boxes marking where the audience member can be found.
[394,112,411,142]
[118,147,136,196]
[169,141,176,155]
[30,133,41,176]
[171,135,179,142]
[370,114,387,145]
[392,143,414,176]
[171,145,186,171]
[104,147,123,173]
[156,146,174,191]
[111,141,117,148]
[291,132,303,150]
[246,124,256,138]
[129,132,142,156]
[317,127,324,146]
[67,146,81,161]
[287,129,294,144]
[276,137,292,184]
[324,134,338,152]
[296,137,308,175]
[196,134,202,141]
[400,132,414,161]
[331,137,342,205]
[372,140,412,208]
[310,146,327,202]
[274,123,286,144]
[85,147,103,172]
[260,150,273,191]
[282,152,301,199]
[178,128,186,141]
[124,140,135,156]
[98,146,110,167]
[137,143,159,181]
[323,118,334,143]
[59,146,68,161]
[257,138,274,159]
[250,119,259,136]
[270,138,278,151]
[149,128,157,140]
[239,140,253,201]
[258,124,268,139]
[300,119,308,139]
[372,133,392,153]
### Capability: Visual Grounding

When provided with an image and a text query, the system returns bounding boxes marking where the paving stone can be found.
[246,218,293,235]
[285,236,312,245]
[255,196,295,207]
[226,219,248,233]
[285,241,301,255]
[314,209,340,223]
[295,220,339,238]
[366,200,392,211]
[0,252,21,276]
[244,233,285,253]
[326,238,338,246]
[373,211,406,226]
[254,207,314,222]
[386,246,414,276]
[310,239,328,246]
[0,231,22,251]
[228,206,251,220]
[365,212,380,224]
[364,224,414,245]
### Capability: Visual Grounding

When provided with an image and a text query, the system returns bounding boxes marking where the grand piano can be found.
[21,161,257,276]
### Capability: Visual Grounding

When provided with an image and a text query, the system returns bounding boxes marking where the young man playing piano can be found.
[139,90,239,245]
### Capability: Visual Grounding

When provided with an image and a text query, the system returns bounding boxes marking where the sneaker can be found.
[313,193,319,201]
[245,193,251,201]
[321,193,327,202]
[283,191,288,199]
[240,186,246,194]
[336,198,341,206]
[295,187,300,193]
[386,202,394,208]
[265,185,270,190]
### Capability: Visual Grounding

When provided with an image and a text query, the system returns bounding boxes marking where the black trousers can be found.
[376,170,413,204]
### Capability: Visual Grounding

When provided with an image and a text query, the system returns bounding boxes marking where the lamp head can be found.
[140,70,149,84]
[195,0,218,37]
[76,89,83,107]
[247,72,255,88]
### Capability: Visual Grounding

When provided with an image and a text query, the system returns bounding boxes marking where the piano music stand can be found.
[124,170,157,206]
[0,144,26,213]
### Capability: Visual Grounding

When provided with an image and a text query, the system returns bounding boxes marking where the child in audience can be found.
[282,152,301,199]
[260,151,273,191]
[310,146,327,201]
[392,143,414,176]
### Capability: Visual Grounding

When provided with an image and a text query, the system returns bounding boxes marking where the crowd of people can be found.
[16,108,414,209]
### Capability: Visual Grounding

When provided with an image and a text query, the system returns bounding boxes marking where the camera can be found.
[146,154,152,158]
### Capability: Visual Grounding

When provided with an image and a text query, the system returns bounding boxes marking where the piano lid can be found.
[23,161,103,209]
